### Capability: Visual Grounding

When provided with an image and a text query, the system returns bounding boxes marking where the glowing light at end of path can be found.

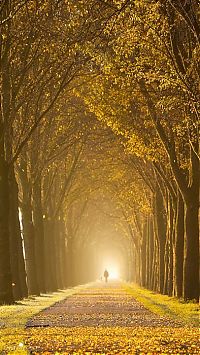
[103,264,120,279]
[109,267,119,279]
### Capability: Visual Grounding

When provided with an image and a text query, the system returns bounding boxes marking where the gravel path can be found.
[25,282,200,354]
[26,281,180,328]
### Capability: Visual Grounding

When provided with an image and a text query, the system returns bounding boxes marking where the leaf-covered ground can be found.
[0,284,89,354]
[26,326,199,354]
[0,282,199,354]
[24,282,199,354]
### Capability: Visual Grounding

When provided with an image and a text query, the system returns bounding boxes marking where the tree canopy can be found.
[0,0,199,304]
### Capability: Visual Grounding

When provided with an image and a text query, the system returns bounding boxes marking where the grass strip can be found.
[0,283,91,354]
[124,282,199,327]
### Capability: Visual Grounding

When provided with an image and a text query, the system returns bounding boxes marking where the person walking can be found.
[104,269,109,283]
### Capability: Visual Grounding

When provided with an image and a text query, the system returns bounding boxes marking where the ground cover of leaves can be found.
[124,283,199,327]
[24,282,199,354]
[0,284,89,354]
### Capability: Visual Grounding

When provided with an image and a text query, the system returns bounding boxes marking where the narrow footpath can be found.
[25,281,199,354]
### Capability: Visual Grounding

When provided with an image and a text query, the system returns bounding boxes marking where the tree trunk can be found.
[155,189,167,294]
[183,198,199,301]
[57,218,66,289]
[147,217,154,289]
[0,156,14,304]
[174,191,184,298]
[167,223,174,296]
[132,246,137,283]
[0,2,14,304]
[54,219,64,289]
[163,237,169,295]
[141,221,147,287]
[21,200,39,295]
[128,240,134,282]
[164,194,174,296]
[152,242,158,292]
[32,180,46,293]
[18,231,28,298]
[44,218,58,291]
[66,236,74,287]
[18,156,39,296]
[9,167,28,300]
[150,224,158,291]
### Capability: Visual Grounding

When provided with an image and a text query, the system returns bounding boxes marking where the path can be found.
[25,281,199,354]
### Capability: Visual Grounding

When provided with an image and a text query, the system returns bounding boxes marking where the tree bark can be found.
[147,217,154,289]
[164,194,174,296]
[44,217,58,291]
[21,199,39,295]
[18,158,39,295]
[66,236,75,287]
[0,156,14,304]
[9,167,28,300]
[141,220,147,287]
[174,191,184,298]
[0,1,14,304]
[183,198,199,301]
[32,180,46,293]
[155,189,167,294]
[56,218,66,289]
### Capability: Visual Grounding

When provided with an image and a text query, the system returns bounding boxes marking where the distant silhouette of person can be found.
[104,269,109,283]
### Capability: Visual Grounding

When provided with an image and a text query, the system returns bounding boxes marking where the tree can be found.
[76,0,199,300]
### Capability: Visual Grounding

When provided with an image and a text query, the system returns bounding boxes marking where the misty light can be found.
[103,261,120,280]
[109,267,119,279]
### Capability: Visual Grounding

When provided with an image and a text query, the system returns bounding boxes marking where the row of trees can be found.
[78,0,199,300]
[0,0,110,303]
[0,0,199,304]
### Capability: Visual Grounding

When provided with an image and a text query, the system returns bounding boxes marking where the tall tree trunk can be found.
[79,245,87,284]
[32,180,46,293]
[150,225,158,291]
[21,199,39,295]
[18,231,28,298]
[146,218,150,288]
[152,241,159,292]
[167,219,174,297]
[141,220,147,287]
[44,217,58,291]
[56,218,66,289]
[66,236,74,287]
[163,238,169,295]
[54,219,63,289]
[132,246,137,283]
[0,156,14,304]
[164,194,174,296]
[183,147,199,301]
[9,167,27,300]
[43,218,52,292]
[18,156,39,295]
[174,191,184,298]
[128,240,134,282]
[183,198,199,301]
[147,217,154,289]
[155,189,167,294]
[0,2,14,304]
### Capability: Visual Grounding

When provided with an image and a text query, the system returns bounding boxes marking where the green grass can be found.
[124,282,199,327]
[0,283,90,354]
